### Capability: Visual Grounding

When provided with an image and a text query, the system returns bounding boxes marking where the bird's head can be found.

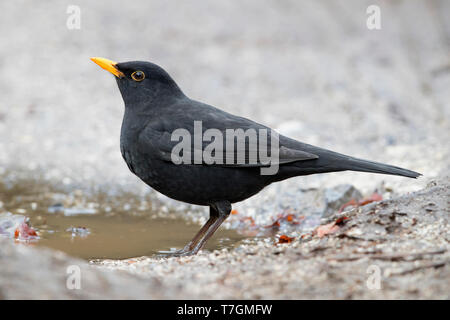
[90,57,184,108]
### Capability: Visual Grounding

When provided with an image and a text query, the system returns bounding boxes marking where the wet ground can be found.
[0,177,247,260]
[34,214,245,260]
[1,176,448,299]
[0,172,384,261]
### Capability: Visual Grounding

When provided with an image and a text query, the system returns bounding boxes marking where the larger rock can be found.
[323,184,363,217]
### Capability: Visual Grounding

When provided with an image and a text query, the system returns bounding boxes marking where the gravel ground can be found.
[1,176,448,299]
[96,177,449,299]
[0,0,449,299]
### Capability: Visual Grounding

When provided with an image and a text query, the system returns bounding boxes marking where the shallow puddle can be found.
[30,213,246,260]
[0,178,247,260]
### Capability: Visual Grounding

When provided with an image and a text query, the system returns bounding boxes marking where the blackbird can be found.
[91,57,420,256]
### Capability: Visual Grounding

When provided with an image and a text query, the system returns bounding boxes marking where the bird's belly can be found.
[130,158,268,205]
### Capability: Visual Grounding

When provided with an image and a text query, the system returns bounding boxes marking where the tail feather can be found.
[340,156,421,178]
[285,140,422,179]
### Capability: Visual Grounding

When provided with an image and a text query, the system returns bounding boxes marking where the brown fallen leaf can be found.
[359,192,382,206]
[14,219,39,241]
[264,220,281,228]
[339,192,383,212]
[264,212,305,228]
[277,235,295,244]
[315,216,349,238]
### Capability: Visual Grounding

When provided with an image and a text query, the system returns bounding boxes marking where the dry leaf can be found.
[14,219,38,240]
[315,216,349,238]
[278,235,295,244]
[339,193,383,212]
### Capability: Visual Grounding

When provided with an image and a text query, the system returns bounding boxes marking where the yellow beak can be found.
[90,57,124,78]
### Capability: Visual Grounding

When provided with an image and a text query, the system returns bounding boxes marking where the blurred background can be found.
[0,0,448,190]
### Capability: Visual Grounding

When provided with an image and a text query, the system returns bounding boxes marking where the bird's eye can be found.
[131,70,145,82]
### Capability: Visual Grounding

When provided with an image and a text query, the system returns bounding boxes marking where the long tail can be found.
[292,143,421,178]
[283,137,421,178]
[338,156,421,178]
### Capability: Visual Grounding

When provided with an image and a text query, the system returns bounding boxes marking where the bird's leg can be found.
[163,201,231,257]
[181,212,219,252]
[187,201,231,254]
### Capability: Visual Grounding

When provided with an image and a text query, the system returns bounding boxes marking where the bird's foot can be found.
[157,246,198,258]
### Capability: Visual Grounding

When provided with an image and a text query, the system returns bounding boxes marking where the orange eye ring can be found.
[131,70,145,82]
